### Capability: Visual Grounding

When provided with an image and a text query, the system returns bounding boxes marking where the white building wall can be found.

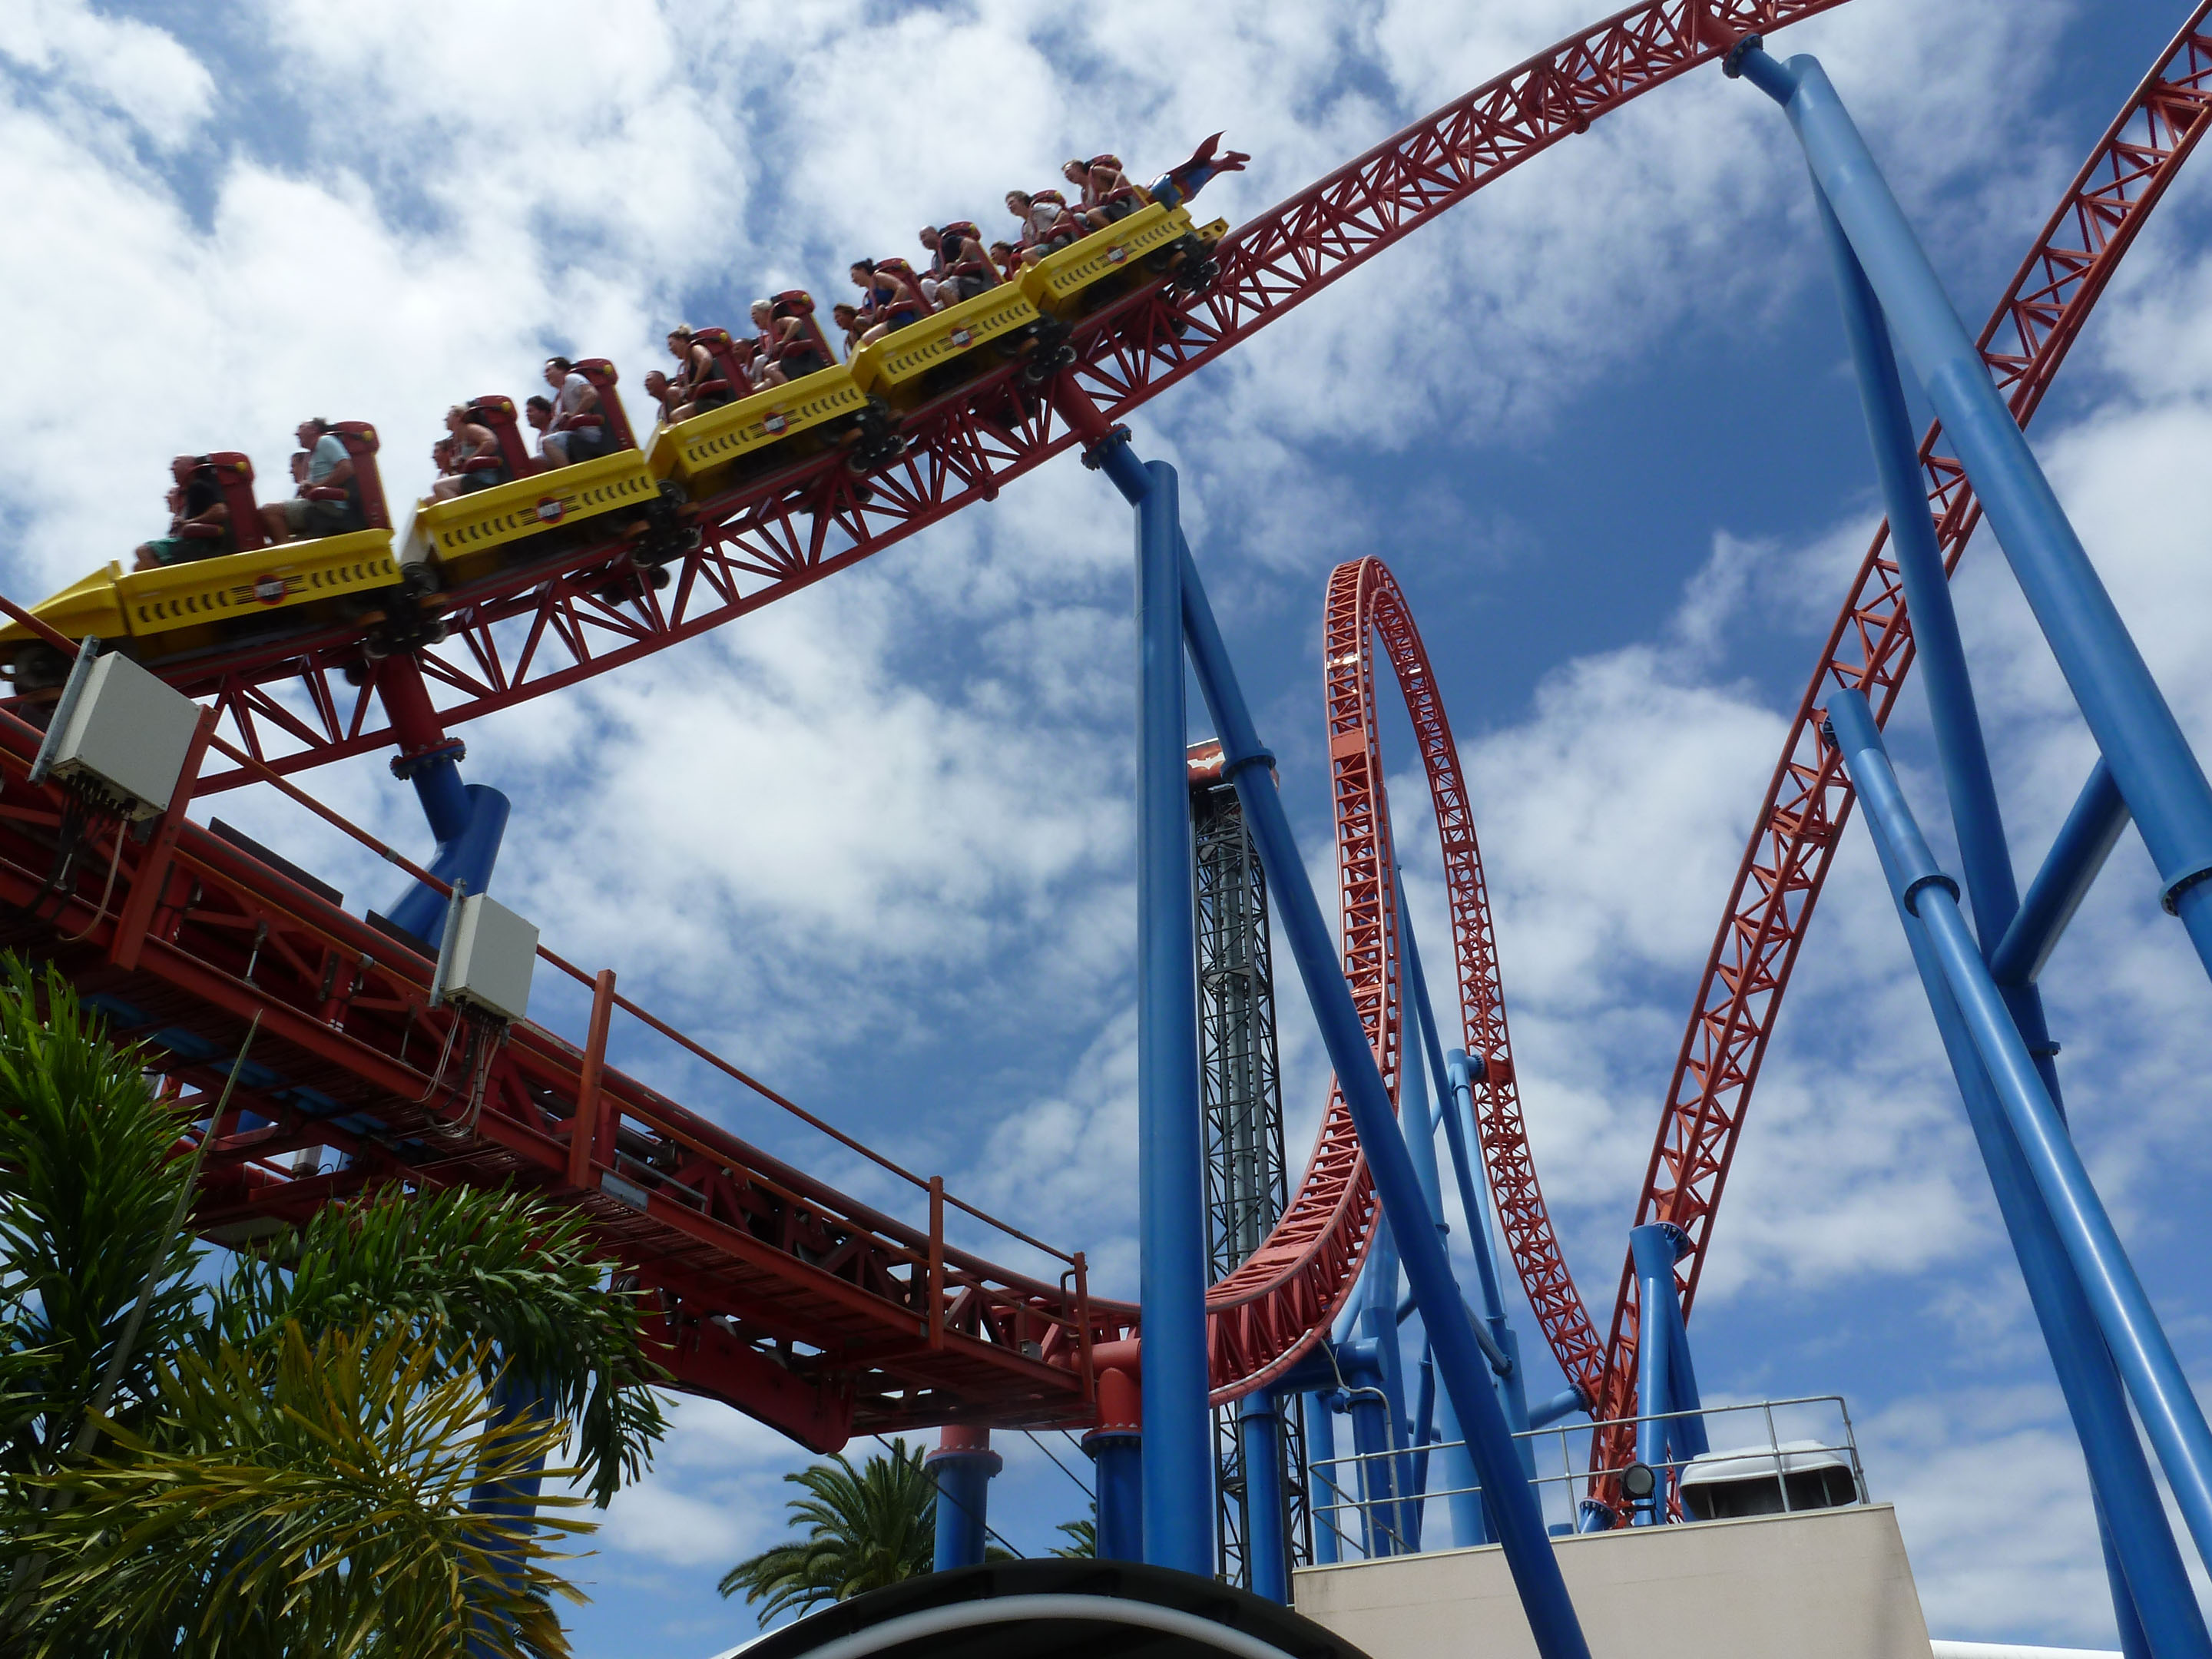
[1293,1502,1932,1659]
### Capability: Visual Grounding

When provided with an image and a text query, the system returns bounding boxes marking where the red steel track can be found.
[2,0,1857,1436]
[11,1,2207,1452]
[1317,557,1610,1405]
[174,0,1853,796]
[1593,3,2212,1459]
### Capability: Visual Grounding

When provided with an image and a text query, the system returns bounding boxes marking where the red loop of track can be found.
[176,0,1852,796]
[1593,5,2212,1469]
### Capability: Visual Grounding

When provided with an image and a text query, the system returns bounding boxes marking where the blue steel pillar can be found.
[926,1427,1002,1571]
[378,655,510,944]
[1238,1392,1291,1602]
[1305,1388,1343,1565]
[1991,761,2131,989]
[1810,178,2062,1102]
[1397,888,1493,1547]
[1813,191,2182,1654]
[1830,690,2212,1598]
[1084,419,1591,1658]
[1085,1365,1144,1562]
[1731,38,2212,975]
[466,1369,551,1657]
[1131,459,1215,1578]
[1628,1222,1708,1525]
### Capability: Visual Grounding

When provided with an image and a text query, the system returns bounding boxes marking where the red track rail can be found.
[171,0,1853,796]
[8,3,2204,1465]
[0,707,1130,1448]
[1321,558,1611,1404]
[7,0,1848,1435]
[1594,4,2212,1453]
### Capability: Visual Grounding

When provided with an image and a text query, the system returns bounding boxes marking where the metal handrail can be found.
[1308,1394,1869,1560]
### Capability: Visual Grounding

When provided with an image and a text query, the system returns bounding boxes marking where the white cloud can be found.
[1,0,214,151]
[6,3,2209,1651]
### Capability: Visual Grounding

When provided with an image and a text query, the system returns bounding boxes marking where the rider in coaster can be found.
[665,326,733,422]
[541,356,606,468]
[747,298,820,386]
[134,454,230,569]
[1146,131,1250,212]
[830,303,864,358]
[260,418,358,545]
[1064,155,1144,227]
[641,370,680,422]
[918,223,999,306]
[848,259,930,346]
[431,403,505,501]
[1005,189,1081,267]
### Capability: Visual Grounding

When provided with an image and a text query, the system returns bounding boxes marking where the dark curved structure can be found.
[739,1560,1369,1659]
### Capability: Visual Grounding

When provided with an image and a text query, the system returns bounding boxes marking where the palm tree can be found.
[16,1322,587,1656]
[1051,1514,1097,1558]
[719,1439,943,1619]
[0,952,667,1653]
[0,959,206,1492]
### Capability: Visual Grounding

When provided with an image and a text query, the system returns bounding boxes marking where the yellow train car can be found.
[847,280,1043,409]
[1019,204,1199,320]
[409,445,660,590]
[646,363,870,489]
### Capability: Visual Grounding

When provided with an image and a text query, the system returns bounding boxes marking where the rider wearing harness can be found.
[849,258,930,346]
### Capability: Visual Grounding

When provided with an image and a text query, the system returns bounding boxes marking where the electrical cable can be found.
[881,1434,1026,1561]
[1021,1429,1093,1501]
[58,822,126,943]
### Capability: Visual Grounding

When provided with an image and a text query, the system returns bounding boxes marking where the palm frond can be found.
[0,955,203,1482]
[15,1320,591,1658]
[718,1439,939,1619]
[206,1182,666,1505]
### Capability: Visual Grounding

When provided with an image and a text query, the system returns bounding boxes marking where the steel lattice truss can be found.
[1320,556,1611,1406]
[1592,2,2212,1455]
[13,0,2206,1456]
[180,0,1853,796]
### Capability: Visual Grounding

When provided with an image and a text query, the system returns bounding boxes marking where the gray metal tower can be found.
[1189,743,1310,1585]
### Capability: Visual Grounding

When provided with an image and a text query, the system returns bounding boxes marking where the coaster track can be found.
[8,1,2203,1459]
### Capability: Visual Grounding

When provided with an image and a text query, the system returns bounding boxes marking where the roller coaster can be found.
[8,1,2212,1651]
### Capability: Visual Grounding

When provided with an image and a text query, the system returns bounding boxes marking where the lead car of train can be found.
[2,205,1224,690]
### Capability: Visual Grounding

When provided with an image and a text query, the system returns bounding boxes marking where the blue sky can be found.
[7,0,2212,1651]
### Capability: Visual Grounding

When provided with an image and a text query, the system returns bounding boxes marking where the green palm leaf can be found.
[718,1439,944,1621]
[15,1320,591,1657]
[206,1182,667,1507]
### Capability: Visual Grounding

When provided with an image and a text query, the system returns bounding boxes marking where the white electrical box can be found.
[444,893,537,1022]
[45,653,200,820]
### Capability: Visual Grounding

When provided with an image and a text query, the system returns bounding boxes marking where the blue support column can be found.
[1811,177,2061,1107]
[1442,1052,1513,1343]
[1306,1389,1343,1565]
[1830,691,2204,1654]
[1992,761,2131,988]
[1397,886,1495,1546]
[1340,1339,1403,1557]
[1239,1392,1291,1602]
[1088,426,1591,1657]
[1732,39,2212,974]
[1815,200,2183,1647]
[1629,1223,1708,1518]
[1830,689,2212,1596]
[466,1369,551,1657]
[378,654,511,945]
[1132,460,1214,1578]
[926,1428,1002,1572]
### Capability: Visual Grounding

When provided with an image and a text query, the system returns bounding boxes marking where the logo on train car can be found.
[251,574,288,606]
[949,327,973,347]
[1107,246,1129,264]
[535,496,566,525]
[763,411,789,435]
